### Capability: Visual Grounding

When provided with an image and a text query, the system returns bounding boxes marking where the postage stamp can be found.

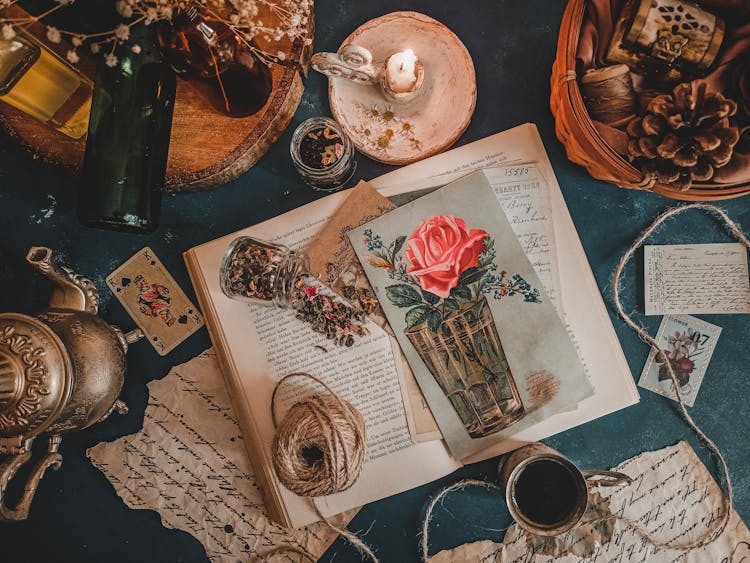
[638,314,721,407]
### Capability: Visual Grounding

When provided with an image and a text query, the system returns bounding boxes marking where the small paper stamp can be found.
[638,314,721,407]
[107,247,204,355]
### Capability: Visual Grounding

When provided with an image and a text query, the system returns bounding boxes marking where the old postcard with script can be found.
[349,170,592,460]
[644,243,750,315]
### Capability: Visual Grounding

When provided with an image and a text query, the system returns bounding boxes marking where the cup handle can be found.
[311,44,381,84]
[582,469,633,487]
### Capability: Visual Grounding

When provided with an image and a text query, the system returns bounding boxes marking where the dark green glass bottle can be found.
[77,24,176,233]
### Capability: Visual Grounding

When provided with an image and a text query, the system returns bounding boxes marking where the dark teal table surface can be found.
[0,1,748,561]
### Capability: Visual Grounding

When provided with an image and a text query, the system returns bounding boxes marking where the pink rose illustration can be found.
[404,215,487,298]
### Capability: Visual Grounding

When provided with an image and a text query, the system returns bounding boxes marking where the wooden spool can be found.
[0,5,314,193]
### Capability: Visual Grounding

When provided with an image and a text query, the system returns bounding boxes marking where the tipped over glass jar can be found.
[220,237,308,308]
[219,236,370,347]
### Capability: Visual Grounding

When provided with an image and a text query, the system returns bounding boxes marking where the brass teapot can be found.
[0,247,141,521]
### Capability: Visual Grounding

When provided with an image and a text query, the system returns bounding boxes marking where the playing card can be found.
[107,247,204,355]
[638,315,721,407]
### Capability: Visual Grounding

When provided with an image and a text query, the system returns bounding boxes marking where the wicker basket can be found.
[550,0,750,201]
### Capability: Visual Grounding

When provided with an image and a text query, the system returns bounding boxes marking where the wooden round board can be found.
[0,6,313,193]
[327,12,476,165]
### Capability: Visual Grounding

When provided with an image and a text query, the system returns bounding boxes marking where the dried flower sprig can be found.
[0,0,312,69]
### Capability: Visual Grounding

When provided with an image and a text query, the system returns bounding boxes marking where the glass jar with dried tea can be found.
[219,236,370,347]
[290,117,357,191]
[220,237,308,308]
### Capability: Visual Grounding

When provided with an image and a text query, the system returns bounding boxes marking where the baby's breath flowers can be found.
[0,0,312,70]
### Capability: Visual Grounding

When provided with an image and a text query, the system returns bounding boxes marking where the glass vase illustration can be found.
[405,296,525,438]
[362,215,541,439]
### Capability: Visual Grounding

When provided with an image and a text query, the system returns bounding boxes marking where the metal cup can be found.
[498,443,632,536]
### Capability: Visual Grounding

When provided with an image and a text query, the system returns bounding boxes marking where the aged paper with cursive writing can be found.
[485,165,561,316]
[87,350,355,562]
[430,441,750,562]
[644,243,750,315]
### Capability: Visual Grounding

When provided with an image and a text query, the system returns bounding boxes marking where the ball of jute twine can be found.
[262,372,378,563]
[420,203,741,560]
[271,372,365,498]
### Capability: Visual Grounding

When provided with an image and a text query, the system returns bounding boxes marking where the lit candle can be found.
[385,49,418,93]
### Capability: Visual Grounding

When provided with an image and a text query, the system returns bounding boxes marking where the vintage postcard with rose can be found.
[349,170,593,459]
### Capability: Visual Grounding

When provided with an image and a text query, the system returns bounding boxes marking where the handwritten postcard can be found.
[644,243,750,315]
[484,165,561,315]
[349,170,591,460]
[638,314,721,407]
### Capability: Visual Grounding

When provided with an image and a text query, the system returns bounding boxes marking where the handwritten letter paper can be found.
[644,243,750,315]
[88,350,350,562]
[485,165,562,314]
[432,441,750,562]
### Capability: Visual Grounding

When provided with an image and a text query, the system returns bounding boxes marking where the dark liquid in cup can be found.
[514,459,579,526]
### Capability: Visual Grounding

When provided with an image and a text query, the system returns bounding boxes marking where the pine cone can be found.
[627,80,740,191]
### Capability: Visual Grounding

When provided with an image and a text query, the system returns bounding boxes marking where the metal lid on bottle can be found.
[0,313,72,440]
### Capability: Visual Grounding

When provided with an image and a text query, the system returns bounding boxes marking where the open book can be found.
[184,123,639,528]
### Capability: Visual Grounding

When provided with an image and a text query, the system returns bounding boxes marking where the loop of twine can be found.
[264,372,377,562]
[611,202,742,550]
[580,73,636,125]
[420,479,505,562]
[271,372,365,497]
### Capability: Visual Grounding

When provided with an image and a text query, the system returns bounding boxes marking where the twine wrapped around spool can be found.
[580,64,637,127]
[271,372,365,497]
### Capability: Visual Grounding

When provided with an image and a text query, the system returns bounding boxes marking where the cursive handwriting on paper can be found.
[430,442,750,562]
[88,350,349,562]
[644,243,750,315]
[485,165,562,315]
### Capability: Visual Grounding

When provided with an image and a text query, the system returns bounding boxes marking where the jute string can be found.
[420,203,741,560]
[262,372,377,562]
[580,71,636,126]
[610,203,739,549]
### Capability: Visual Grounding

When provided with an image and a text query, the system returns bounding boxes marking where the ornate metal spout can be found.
[26,247,99,314]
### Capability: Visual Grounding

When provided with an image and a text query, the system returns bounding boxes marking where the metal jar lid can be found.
[0,313,72,440]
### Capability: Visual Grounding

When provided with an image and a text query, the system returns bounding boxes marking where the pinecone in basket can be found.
[731,62,750,119]
[627,80,740,191]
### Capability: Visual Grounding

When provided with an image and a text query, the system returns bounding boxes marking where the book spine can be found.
[183,249,293,528]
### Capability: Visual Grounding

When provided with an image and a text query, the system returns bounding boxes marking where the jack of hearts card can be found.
[107,247,204,355]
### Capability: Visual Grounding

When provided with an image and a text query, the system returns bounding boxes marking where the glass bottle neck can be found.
[273,251,308,308]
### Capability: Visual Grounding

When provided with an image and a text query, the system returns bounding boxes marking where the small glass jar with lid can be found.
[290,117,356,192]
[219,236,308,308]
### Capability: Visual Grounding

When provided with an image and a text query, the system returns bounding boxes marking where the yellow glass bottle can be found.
[0,29,92,139]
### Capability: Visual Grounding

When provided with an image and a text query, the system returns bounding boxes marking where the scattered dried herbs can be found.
[222,237,369,347]
[291,281,369,347]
